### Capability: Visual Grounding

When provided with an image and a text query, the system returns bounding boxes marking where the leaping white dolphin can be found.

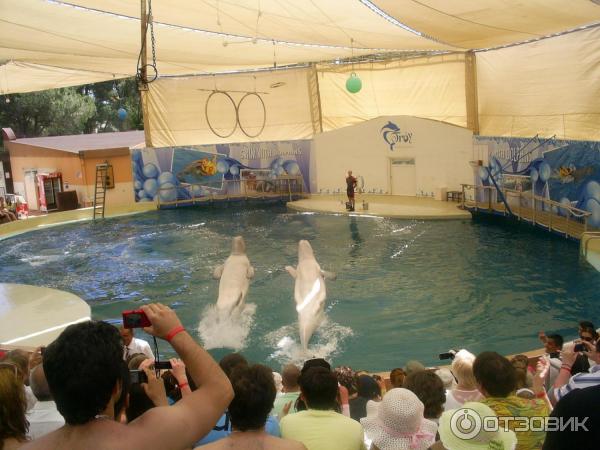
[213,236,255,315]
[286,240,336,350]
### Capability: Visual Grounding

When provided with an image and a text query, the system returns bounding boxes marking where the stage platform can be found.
[0,284,90,348]
[287,194,471,220]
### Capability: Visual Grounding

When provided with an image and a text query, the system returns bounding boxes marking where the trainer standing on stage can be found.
[346,170,357,212]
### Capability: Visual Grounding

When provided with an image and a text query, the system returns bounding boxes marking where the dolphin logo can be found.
[381,121,412,151]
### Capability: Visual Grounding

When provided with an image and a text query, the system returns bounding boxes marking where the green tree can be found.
[82,78,143,133]
[0,77,143,138]
[0,87,96,137]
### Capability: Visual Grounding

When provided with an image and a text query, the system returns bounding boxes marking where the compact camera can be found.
[439,350,457,360]
[122,309,151,329]
[129,369,148,384]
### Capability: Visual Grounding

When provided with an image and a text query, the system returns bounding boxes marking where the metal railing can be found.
[461,184,591,239]
[157,175,306,208]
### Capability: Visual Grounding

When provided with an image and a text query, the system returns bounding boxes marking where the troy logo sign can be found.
[381,121,413,151]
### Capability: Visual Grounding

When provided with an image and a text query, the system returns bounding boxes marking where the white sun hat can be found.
[360,388,437,450]
[438,402,517,450]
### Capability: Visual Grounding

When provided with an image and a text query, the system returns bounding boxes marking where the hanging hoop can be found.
[237,92,266,138]
[205,90,238,138]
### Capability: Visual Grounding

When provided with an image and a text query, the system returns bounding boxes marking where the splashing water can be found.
[197,303,256,350]
[265,316,353,366]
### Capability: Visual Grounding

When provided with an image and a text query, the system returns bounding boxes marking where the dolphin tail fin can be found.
[246,265,255,279]
[213,264,224,280]
[322,270,337,281]
[285,266,297,278]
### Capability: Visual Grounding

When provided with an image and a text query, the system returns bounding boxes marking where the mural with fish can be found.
[132,140,311,204]
[474,136,600,227]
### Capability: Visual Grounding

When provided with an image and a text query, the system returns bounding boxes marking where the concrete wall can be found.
[312,116,473,198]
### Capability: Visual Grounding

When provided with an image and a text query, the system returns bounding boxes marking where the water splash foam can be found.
[197,303,256,350]
[264,316,353,366]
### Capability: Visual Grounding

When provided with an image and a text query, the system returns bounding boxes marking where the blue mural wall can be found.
[475,136,600,227]
[132,140,311,203]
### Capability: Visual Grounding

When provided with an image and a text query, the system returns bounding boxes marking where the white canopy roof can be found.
[1,0,599,94]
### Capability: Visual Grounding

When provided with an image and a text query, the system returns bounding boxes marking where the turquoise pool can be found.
[1,206,599,371]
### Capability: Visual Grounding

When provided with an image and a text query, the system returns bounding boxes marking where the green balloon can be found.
[346,73,362,93]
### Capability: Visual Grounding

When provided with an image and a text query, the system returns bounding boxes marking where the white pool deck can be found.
[287,194,471,220]
[0,283,90,348]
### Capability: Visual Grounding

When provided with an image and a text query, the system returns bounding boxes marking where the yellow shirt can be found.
[280,409,366,450]
[482,396,549,450]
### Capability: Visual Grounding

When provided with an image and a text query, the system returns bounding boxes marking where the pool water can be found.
[1,206,599,371]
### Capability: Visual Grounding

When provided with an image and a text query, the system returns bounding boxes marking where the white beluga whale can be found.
[285,240,336,350]
[213,236,255,315]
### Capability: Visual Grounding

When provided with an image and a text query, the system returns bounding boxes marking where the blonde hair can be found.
[0,367,29,446]
[451,349,477,390]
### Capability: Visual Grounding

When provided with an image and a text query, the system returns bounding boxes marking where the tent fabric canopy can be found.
[1,0,599,94]
[1,0,599,142]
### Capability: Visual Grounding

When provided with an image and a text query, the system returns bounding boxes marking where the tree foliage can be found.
[0,78,143,138]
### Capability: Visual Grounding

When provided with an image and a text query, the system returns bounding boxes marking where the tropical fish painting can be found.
[551,164,595,184]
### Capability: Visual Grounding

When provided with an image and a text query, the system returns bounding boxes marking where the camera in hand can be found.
[122,309,151,329]
[129,369,148,384]
[574,343,586,352]
[439,349,457,360]
[154,361,172,370]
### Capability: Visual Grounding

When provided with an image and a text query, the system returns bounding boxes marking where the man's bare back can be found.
[197,431,306,450]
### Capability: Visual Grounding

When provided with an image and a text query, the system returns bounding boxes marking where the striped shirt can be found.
[553,364,600,402]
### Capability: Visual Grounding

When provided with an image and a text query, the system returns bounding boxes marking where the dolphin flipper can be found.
[247,265,255,279]
[213,264,224,280]
[322,270,337,281]
[285,266,297,278]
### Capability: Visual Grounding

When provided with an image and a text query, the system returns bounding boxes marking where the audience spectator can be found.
[389,367,406,388]
[280,366,365,450]
[437,402,517,450]
[371,374,386,397]
[544,334,563,358]
[335,365,357,397]
[26,364,65,439]
[404,370,446,422]
[21,303,233,450]
[197,353,280,446]
[119,326,154,361]
[511,355,535,399]
[199,364,306,450]
[542,384,600,450]
[273,364,301,419]
[361,388,437,450]
[549,340,600,405]
[296,359,341,413]
[434,369,455,391]
[0,196,17,222]
[0,363,29,449]
[1,349,36,410]
[126,358,168,422]
[473,351,550,450]
[579,326,599,368]
[444,349,483,410]
[349,375,381,422]
[404,360,426,376]
[578,320,595,334]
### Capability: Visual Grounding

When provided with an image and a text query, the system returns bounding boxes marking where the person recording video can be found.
[346,171,357,212]
[22,303,233,450]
